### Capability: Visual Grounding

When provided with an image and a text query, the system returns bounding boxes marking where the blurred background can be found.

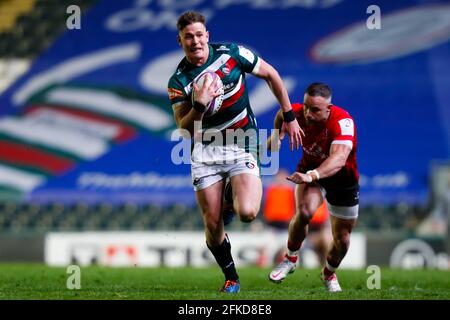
[0,0,449,270]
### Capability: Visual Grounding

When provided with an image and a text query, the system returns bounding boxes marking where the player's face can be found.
[303,94,331,125]
[178,22,209,66]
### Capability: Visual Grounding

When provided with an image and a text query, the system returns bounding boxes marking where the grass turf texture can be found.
[0,264,449,300]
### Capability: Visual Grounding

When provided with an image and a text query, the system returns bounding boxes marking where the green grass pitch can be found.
[0,264,449,300]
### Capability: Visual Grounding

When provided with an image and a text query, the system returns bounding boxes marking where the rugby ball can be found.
[192,72,224,117]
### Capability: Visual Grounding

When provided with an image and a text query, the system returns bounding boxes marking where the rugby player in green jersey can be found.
[168,11,303,293]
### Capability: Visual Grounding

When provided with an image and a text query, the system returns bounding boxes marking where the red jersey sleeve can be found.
[328,107,356,150]
[291,103,303,114]
[291,103,303,124]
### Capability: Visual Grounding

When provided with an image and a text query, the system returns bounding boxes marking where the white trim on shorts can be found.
[312,183,358,220]
[193,166,260,191]
[193,173,226,191]
[326,201,359,220]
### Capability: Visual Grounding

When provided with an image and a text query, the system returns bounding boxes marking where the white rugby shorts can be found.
[191,142,260,191]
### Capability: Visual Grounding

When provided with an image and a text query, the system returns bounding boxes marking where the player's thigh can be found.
[230,173,262,214]
[330,215,356,240]
[325,183,359,220]
[294,183,324,216]
[196,179,225,222]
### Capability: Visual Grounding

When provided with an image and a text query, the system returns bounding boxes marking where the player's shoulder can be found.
[168,58,188,87]
[330,105,354,121]
[328,105,356,136]
[292,102,304,113]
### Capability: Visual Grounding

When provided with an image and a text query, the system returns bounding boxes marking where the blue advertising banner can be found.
[0,0,449,205]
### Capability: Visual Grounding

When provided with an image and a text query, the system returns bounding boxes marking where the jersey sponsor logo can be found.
[338,118,354,136]
[193,178,203,186]
[168,87,183,100]
[223,82,235,91]
[223,75,242,100]
[217,45,230,51]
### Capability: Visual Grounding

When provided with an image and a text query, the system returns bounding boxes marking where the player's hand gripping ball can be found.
[192,72,224,117]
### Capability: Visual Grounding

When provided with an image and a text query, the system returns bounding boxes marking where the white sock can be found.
[287,249,299,258]
[325,260,337,273]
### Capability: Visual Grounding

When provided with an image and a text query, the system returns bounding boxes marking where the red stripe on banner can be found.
[228,116,249,129]
[222,82,245,109]
[24,105,137,143]
[0,140,74,174]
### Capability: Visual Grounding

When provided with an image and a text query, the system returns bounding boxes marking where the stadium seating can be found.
[0,200,427,233]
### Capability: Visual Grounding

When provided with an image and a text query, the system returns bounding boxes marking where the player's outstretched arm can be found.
[314,143,351,179]
[266,110,284,151]
[287,144,351,184]
[253,58,304,150]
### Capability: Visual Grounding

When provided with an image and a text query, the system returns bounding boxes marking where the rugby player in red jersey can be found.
[268,83,359,292]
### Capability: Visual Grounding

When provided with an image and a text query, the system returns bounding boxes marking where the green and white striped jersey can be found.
[168,43,260,134]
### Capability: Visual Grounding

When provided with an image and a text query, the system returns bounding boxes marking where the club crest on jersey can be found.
[221,66,231,75]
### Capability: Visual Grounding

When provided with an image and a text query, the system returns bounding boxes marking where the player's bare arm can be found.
[266,109,284,151]
[287,144,351,184]
[315,143,352,178]
[172,102,203,137]
[253,58,304,150]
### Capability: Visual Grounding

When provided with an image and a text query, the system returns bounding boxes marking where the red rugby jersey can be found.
[292,103,359,185]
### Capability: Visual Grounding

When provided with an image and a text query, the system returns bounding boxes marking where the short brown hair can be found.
[305,82,332,99]
[177,11,206,32]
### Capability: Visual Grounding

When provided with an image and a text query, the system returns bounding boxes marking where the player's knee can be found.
[239,211,257,223]
[237,205,258,223]
[335,232,351,251]
[297,205,314,224]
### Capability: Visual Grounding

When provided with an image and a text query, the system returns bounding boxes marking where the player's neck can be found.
[188,57,206,66]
